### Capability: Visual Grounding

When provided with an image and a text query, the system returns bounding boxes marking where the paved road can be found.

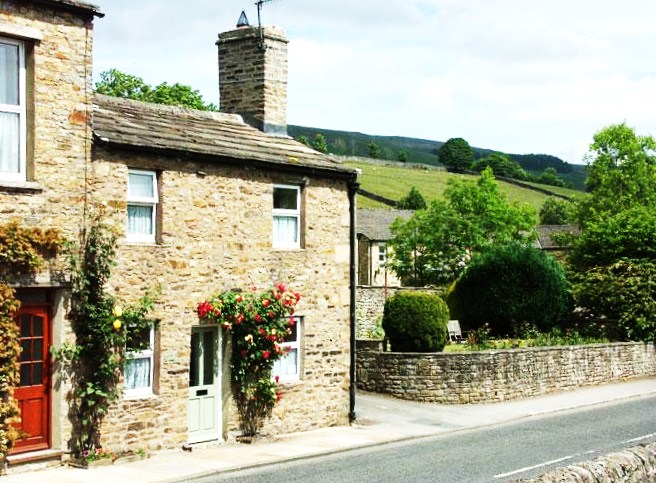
[196,395,656,483]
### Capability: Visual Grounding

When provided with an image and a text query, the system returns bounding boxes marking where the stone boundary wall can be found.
[521,442,656,482]
[356,342,656,404]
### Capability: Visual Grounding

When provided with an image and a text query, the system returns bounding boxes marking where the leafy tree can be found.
[573,259,656,341]
[472,152,528,180]
[95,68,217,111]
[388,168,536,285]
[567,124,656,341]
[569,206,656,271]
[367,141,382,159]
[537,167,565,187]
[539,197,573,225]
[447,244,571,337]
[437,137,474,172]
[579,123,656,224]
[396,186,426,210]
[297,135,311,147]
[397,151,409,163]
[312,133,328,154]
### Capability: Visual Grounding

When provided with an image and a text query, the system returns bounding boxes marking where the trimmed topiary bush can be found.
[447,243,571,337]
[382,291,448,352]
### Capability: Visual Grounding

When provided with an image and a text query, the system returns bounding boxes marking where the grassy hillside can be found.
[290,125,588,190]
[345,159,583,213]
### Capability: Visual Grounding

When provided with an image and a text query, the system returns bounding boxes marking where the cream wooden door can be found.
[188,326,221,444]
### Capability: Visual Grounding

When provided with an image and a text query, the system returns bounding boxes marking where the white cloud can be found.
[92,0,656,164]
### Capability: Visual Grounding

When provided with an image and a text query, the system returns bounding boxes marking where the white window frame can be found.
[378,243,387,264]
[124,324,155,398]
[272,184,301,249]
[0,37,27,183]
[127,169,158,243]
[272,316,302,382]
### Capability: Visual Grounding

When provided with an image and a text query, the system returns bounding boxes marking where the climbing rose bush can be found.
[197,283,301,437]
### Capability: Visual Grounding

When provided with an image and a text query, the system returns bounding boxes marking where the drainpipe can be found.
[348,180,359,423]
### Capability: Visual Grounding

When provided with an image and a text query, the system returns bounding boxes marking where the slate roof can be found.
[357,209,414,241]
[93,95,357,181]
[30,0,103,17]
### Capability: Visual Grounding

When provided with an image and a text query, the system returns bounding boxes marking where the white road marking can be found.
[494,455,576,479]
[623,432,656,444]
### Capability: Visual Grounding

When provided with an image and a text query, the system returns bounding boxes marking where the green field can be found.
[346,159,582,213]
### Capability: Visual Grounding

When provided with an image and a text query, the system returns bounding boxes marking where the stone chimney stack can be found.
[218,25,288,135]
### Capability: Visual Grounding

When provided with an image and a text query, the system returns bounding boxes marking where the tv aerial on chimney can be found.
[255,0,282,50]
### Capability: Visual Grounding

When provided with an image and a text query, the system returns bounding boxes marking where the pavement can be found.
[4,378,656,483]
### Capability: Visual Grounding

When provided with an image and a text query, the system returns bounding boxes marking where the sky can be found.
[92,1,656,165]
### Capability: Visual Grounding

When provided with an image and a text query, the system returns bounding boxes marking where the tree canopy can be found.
[388,168,536,286]
[472,152,528,180]
[437,138,474,172]
[396,186,426,210]
[567,123,656,341]
[95,69,217,111]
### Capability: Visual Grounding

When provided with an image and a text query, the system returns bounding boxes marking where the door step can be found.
[5,449,64,474]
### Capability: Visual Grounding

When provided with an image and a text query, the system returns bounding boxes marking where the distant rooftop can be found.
[357,209,414,241]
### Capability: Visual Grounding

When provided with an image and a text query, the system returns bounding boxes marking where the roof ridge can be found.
[93,94,244,124]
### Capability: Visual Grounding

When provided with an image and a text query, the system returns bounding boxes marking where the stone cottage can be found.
[357,208,413,287]
[1,0,358,467]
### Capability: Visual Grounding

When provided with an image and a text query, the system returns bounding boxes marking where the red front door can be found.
[12,307,51,453]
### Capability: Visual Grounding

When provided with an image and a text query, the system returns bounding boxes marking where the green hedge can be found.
[447,244,571,337]
[382,291,448,352]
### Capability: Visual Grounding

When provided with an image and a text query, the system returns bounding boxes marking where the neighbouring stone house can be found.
[357,208,413,287]
[1,0,358,467]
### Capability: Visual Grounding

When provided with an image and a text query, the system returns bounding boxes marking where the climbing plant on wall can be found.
[0,221,63,458]
[197,283,301,437]
[53,209,155,457]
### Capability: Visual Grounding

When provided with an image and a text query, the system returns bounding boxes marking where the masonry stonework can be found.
[218,26,288,134]
[0,0,96,454]
[357,342,656,404]
[93,147,352,451]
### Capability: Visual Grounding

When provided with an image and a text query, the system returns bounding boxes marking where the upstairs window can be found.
[0,37,26,183]
[378,243,387,264]
[273,184,301,248]
[127,169,158,243]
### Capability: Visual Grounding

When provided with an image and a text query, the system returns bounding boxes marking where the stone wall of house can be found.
[0,0,95,452]
[357,342,656,404]
[0,1,92,237]
[93,147,352,451]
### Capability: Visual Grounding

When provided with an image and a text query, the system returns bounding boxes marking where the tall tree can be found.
[388,168,536,286]
[95,69,217,111]
[312,133,329,154]
[437,137,474,172]
[579,122,656,224]
[367,141,382,159]
[396,186,426,210]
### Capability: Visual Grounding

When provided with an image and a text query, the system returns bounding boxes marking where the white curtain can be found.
[274,348,298,376]
[125,356,151,390]
[127,205,154,235]
[0,42,19,105]
[1,42,19,175]
[0,112,19,174]
[273,215,298,245]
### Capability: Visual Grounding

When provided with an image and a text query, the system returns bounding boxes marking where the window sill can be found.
[123,392,157,401]
[0,180,43,193]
